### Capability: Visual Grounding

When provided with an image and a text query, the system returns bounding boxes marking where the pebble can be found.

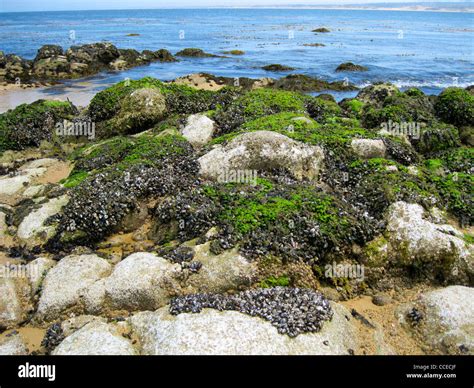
[372,294,392,306]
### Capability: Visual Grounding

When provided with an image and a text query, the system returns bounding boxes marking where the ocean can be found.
[0,8,473,108]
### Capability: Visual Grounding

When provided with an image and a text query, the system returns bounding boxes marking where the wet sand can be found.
[341,288,429,355]
[0,327,46,353]
[0,82,98,113]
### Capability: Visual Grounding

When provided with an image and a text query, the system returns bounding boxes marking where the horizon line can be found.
[1,4,473,14]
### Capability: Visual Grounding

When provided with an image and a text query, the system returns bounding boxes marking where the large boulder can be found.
[357,83,399,108]
[368,202,473,284]
[198,131,324,181]
[33,56,70,79]
[36,254,112,322]
[175,48,218,58]
[130,302,357,355]
[435,87,474,127]
[335,62,368,72]
[34,45,64,62]
[141,49,176,63]
[52,321,137,355]
[400,286,474,355]
[17,195,69,248]
[0,54,32,83]
[0,100,77,152]
[104,252,181,312]
[107,88,167,134]
[66,43,120,67]
[32,45,72,79]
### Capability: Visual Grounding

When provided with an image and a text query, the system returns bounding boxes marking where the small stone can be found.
[372,294,392,306]
[351,139,386,159]
[181,114,215,146]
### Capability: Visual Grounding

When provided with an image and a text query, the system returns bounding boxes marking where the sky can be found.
[0,0,465,12]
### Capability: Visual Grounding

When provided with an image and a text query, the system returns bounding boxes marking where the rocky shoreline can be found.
[0,66,472,355]
[1,42,359,93]
[0,43,177,84]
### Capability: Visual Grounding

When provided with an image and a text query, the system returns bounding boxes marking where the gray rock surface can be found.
[181,114,215,146]
[0,334,28,355]
[104,252,180,311]
[130,302,357,355]
[351,139,386,159]
[199,131,324,181]
[400,286,474,355]
[52,321,136,355]
[36,254,112,321]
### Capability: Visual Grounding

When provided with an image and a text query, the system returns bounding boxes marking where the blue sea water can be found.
[0,8,473,99]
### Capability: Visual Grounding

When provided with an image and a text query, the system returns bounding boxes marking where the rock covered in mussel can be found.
[169,287,333,337]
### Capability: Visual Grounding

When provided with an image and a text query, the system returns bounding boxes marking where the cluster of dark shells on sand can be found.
[170,287,333,337]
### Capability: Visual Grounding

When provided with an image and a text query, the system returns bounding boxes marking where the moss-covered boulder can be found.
[213,88,309,133]
[49,134,198,248]
[106,88,167,135]
[344,158,440,220]
[424,153,473,226]
[214,113,386,171]
[361,90,436,129]
[306,97,342,123]
[64,136,136,185]
[271,74,357,92]
[262,64,295,72]
[458,126,474,146]
[33,56,72,79]
[335,62,368,72]
[34,45,64,62]
[0,99,77,151]
[175,48,219,58]
[312,28,330,33]
[339,98,365,119]
[150,49,177,62]
[88,78,163,122]
[435,87,474,127]
[151,179,375,263]
[0,54,32,83]
[199,130,324,181]
[413,123,460,155]
[87,77,223,137]
[66,42,120,69]
[356,83,399,108]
